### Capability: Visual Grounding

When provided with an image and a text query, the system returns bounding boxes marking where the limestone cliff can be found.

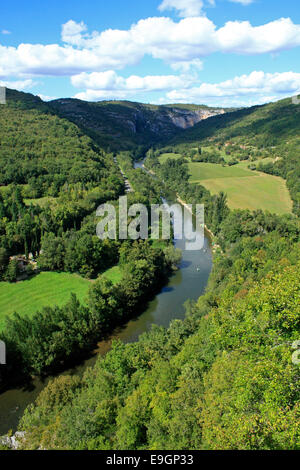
[49,98,227,150]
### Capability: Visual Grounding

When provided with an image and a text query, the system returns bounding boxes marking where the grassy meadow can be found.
[188,162,256,181]
[158,153,292,214]
[158,153,183,164]
[0,272,91,331]
[188,162,292,214]
[102,265,122,285]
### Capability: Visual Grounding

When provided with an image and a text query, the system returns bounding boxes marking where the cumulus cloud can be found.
[71,70,196,101]
[158,0,205,17]
[71,70,300,106]
[165,71,300,105]
[170,58,203,72]
[158,0,253,17]
[0,17,300,80]
[61,20,88,46]
[0,42,140,78]
[215,18,300,54]
[0,78,36,91]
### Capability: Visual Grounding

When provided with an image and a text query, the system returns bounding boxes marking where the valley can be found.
[49,98,228,152]
[158,155,292,214]
[0,88,299,451]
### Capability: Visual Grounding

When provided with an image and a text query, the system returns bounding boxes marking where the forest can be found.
[0,90,181,387]
[17,200,300,450]
[0,89,299,450]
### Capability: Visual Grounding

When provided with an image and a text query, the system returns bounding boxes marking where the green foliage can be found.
[3,259,19,283]
[0,91,124,268]
[1,89,300,451]
[0,90,120,196]
[0,240,173,379]
[18,243,300,450]
[144,155,230,234]
[0,248,9,280]
[48,98,225,152]
[38,232,119,279]
[163,246,182,269]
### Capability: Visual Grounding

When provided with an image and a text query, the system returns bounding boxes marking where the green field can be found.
[189,162,292,214]
[0,272,91,331]
[157,153,292,214]
[188,162,255,181]
[102,265,122,285]
[158,153,183,164]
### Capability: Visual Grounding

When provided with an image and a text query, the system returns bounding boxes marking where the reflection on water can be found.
[0,161,213,435]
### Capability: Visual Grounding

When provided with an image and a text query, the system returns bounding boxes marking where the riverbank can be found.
[176,195,221,253]
[141,160,220,252]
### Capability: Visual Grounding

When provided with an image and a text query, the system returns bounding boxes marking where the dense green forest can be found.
[0,89,126,283]
[0,90,180,387]
[0,89,123,196]
[48,98,227,152]
[0,89,299,450]
[18,215,300,450]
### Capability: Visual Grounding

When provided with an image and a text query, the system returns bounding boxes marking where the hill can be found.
[48,97,227,153]
[168,96,300,146]
[0,88,121,197]
[18,240,300,450]
[163,96,300,215]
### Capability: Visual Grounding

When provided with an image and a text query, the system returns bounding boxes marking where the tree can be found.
[163,245,182,270]
[38,233,65,271]
[0,247,9,280]
[88,277,122,331]
[4,258,18,282]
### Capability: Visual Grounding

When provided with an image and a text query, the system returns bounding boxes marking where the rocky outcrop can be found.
[49,98,227,149]
[0,431,25,449]
[166,107,225,129]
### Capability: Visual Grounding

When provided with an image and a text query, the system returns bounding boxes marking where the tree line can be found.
[0,240,181,385]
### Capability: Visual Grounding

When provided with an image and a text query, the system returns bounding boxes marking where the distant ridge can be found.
[48,97,230,151]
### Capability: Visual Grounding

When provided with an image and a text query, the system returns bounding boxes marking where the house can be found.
[9,255,28,273]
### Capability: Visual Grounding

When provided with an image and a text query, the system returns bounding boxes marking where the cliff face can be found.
[49,98,227,150]
[166,107,225,129]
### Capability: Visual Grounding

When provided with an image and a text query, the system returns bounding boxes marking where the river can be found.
[0,160,212,435]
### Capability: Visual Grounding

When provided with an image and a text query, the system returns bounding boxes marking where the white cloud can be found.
[61,20,88,46]
[72,70,300,106]
[170,58,203,72]
[215,18,300,54]
[38,94,58,101]
[229,0,254,5]
[0,78,36,91]
[1,30,11,35]
[158,0,253,17]
[71,70,196,101]
[0,17,300,80]
[158,0,205,17]
[0,42,140,78]
[164,71,300,105]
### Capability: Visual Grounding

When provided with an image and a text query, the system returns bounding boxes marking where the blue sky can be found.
[1,0,300,106]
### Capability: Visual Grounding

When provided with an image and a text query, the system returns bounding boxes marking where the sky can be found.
[1,0,300,106]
